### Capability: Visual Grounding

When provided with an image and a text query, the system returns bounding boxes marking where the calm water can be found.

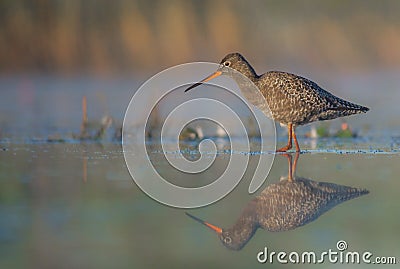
[0,73,399,268]
[0,141,399,268]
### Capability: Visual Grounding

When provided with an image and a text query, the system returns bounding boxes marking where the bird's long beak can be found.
[185,212,222,234]
[184,71,222,92]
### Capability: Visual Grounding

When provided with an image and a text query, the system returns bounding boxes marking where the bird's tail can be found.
[330,98,369,115]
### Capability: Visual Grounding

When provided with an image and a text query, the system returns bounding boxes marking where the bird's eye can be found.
[224,236,232,244]
[223,61,231,67]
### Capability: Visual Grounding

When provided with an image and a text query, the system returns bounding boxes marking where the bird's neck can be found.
[238,62,259,82]
[228,214,258,248]
[230,63,259,92]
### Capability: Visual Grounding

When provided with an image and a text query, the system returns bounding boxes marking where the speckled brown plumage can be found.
[186,53,370,152]
[186,159,369,250]
[216,177,368,250]
[220,53,369,126]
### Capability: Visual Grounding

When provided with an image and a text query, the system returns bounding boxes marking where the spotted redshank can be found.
[185,53,369,152]
[186,153,369,250]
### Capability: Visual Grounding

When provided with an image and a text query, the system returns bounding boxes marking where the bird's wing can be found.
[262,71,362,111]
[284,73,335,109]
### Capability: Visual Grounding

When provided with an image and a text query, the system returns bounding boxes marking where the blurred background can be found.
[1,1,400,269]
[1,0,400,139]
[1,0,400,76]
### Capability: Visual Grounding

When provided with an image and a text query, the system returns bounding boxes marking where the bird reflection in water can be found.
[186,153,369,250]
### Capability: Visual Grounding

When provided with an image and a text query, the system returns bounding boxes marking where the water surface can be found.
[0,141,398,268]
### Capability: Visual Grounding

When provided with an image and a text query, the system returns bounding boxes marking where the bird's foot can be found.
[276,144,292,152]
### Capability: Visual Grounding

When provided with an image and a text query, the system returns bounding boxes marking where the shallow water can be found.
[1,72,399,268]
[0,141,399,268]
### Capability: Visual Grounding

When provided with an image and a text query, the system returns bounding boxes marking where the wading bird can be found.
[185,53,369,152]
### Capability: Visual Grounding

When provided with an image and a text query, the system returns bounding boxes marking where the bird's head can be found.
[185,212,247,251]
[219,52,251,74]
[185,52,257,92]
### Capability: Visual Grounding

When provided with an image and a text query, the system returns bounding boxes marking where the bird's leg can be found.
[279,153,292,181]
[281,152,298,182]
[291,152,300,180]
[286,153,293,182]
[276,123,293,152]
[292,126,301,152]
